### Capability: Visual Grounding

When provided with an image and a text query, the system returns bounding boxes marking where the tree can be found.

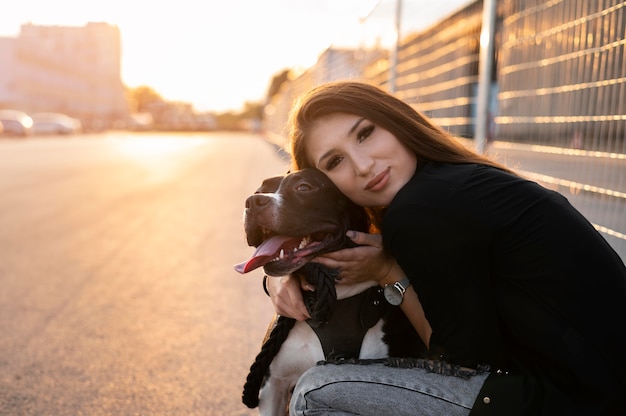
[241,101,263,120]
[126,86,164,113]
[266,69,290,99]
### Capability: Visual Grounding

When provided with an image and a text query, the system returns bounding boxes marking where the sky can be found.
[0,0,471,113]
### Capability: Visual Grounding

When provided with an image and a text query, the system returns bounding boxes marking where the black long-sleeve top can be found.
[382,162,626,415]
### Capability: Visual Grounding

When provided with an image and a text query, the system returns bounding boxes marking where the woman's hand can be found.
[265,274,312,321]
[314,230,396,285]
[265,230,395,318]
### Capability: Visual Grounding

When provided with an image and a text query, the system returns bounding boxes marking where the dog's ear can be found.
[256,175,283,194]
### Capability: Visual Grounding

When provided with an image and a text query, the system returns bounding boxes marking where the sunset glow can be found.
[0,0,469,112]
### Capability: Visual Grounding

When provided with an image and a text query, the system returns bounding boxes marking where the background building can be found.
[0,22,128,130]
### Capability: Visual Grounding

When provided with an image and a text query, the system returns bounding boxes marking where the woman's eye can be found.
[325,156,342,171]
[357,125,374,143]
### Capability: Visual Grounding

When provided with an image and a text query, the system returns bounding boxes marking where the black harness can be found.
[306,285,388,359]
[242,262,388,409]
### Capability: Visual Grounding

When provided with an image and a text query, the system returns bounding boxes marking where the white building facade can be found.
[0,22,128,129]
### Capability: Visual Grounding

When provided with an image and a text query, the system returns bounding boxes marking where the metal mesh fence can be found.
[497,0,626,150]
[373,0,626,259]
[262,0,626,259]
[494,0,626,258]
[395,1,483,138]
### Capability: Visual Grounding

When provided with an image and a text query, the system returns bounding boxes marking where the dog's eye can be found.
[296,183,313,192]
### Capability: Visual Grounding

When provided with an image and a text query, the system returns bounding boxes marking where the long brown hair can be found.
[288,81,513,228]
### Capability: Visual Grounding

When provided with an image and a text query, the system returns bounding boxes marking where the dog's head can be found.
[234,168,369,276]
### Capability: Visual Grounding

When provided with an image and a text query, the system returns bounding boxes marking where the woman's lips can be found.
[365,167,390,191]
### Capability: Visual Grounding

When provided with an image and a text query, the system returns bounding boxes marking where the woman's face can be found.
[305,113,417,207]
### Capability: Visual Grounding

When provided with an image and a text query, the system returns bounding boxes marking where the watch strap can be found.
[395,276,411,292]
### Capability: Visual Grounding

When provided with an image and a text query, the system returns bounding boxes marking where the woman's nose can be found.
[352,153,373,176]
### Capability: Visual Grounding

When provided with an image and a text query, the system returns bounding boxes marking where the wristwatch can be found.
[383,277,411,306]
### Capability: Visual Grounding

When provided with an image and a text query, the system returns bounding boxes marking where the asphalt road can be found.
[0,132,289,415]
[1,131,623,416]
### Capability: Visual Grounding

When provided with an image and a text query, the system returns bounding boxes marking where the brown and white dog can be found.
[235,168,424,415]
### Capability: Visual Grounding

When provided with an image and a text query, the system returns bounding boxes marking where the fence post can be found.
[389,0,402,93]
[475,0,497,154]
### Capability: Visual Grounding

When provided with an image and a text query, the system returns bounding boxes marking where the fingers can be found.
[311,255,338,268]
[299,274,316,292]
[270,275,311,321]
[277,300,310,321]
[347,230,383,247]
[313,231,393,285]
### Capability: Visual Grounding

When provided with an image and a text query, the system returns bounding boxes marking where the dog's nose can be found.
[245,194,271,212]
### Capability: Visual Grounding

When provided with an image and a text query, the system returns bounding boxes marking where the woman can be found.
[265,81,626,415]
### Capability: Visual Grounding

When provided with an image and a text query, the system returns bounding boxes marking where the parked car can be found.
[31,112,83,135]
[0,109,33,136]
[126,112,154,131]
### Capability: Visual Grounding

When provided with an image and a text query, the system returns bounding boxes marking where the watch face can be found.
[384,285,402,305]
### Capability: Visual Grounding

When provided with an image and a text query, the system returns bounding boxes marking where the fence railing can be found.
[493,0,626,259]
[262,0,626,260]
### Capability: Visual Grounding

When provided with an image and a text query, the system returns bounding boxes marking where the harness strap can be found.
[242,262,388,408]
[307,286,388,359]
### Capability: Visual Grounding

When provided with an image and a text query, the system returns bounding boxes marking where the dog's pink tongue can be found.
[234,235,294,274]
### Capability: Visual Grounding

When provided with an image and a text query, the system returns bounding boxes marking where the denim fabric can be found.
[290,362,488,415]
